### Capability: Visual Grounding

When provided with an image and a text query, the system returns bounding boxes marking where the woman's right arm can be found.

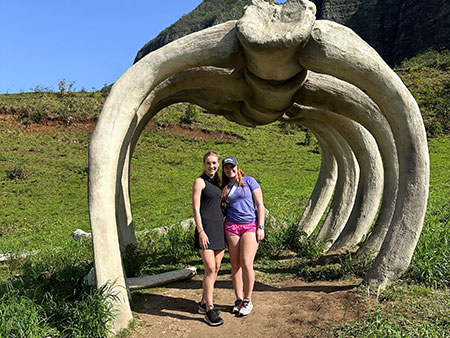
[192,178,209,249]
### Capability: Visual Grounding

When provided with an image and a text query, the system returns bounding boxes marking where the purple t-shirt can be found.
[225,176,260,224]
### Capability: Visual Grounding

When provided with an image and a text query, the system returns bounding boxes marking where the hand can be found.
[256,228,265,242]
[199,231,210,249]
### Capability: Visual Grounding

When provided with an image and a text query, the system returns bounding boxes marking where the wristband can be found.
[198,229,204,234]
[257,225,264,230]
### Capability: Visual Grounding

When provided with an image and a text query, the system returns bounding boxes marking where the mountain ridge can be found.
[134,0,450,66]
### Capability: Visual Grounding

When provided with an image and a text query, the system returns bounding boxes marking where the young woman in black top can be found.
[192,151,226,326]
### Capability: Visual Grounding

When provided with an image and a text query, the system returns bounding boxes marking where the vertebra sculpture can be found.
[88,0,429,331]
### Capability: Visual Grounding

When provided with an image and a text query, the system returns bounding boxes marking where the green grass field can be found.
[0,106,321,253]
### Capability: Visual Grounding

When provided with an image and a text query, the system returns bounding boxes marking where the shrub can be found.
[123,222,198,275]
[278,121,301,135]
[290,234,327,261]
[180,104,199,124]
[300,263,343,281]
[6,162,28,181]
[123,244,149,277]
[436,100,450,134]
[166,222,196,263]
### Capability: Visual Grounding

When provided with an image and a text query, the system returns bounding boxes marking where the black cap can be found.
[222,156,238,166]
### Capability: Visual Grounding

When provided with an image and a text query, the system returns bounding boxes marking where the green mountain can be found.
[134,0,252,63]
[134,0,450,66]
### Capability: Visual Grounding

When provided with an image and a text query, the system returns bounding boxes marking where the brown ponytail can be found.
[221,166,246,201]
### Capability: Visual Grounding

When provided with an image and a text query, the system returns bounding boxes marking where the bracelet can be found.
[198,229,204,234]
[257,225,264,230]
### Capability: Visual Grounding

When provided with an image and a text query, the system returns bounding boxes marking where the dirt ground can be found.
[0,114,243,142]
[0,114,97,134]
[129,274,363,338]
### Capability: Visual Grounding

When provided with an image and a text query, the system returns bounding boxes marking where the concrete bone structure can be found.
[288,105,384,253]
[88,0,429,332]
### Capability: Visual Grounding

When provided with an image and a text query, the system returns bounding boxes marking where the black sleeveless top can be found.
[194,173,226,250]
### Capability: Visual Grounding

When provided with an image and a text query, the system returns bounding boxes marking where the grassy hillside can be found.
[0,84,107,126]
[2,50,449,137]
[395,49,450,137]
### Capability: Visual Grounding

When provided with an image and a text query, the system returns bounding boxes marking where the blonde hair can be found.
[202,151,221,185]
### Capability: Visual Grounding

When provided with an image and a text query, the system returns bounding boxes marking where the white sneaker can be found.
[238,298,253,316]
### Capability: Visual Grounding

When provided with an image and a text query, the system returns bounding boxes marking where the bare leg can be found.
[227,235,243,300]
[200,249,224,309]
[240,232,259,300]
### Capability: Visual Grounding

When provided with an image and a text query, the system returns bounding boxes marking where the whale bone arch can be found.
[88,0,429,331]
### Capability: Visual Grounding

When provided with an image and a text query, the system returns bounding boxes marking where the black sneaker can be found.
[198,302,221,315]
[232,298,243,314]
[204,308,224,326]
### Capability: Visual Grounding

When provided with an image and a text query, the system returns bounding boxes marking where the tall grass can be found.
[0,241,116,337]
[405,137,450,287]
[336,285,450,338]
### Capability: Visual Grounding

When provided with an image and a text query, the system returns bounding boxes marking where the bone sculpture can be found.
[88,0,429,331]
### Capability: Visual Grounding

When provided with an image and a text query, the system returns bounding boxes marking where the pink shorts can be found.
[224,220,257,237]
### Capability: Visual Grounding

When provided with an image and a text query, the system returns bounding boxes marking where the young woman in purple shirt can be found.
[221,156,265,316]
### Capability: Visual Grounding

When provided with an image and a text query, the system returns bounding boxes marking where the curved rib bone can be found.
[298,20,429,286]
[89,22,240,331]
[295,132,337,237]
[294,72,398,258]
[322,114,383,253]
[289,106,360,248]
[289,106,384,251]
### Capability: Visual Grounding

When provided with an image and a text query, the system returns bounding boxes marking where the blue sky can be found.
[0,1,204,93]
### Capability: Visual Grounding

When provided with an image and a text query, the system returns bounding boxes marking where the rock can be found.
[72,228,92,241]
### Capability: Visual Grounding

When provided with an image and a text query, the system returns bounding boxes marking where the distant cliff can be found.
[134,0,252,63]
[134,0,450,66]
[314,0,450,65]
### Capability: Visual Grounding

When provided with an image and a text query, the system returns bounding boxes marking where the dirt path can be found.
[129,275,363,338]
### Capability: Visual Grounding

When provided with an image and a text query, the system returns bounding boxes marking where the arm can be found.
[252,187,265,242]
[192,178,209,249]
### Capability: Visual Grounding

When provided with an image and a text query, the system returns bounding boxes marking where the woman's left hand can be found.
[256,228,265,242]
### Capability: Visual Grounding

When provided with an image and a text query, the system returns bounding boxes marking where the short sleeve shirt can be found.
[225,176,260,224]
